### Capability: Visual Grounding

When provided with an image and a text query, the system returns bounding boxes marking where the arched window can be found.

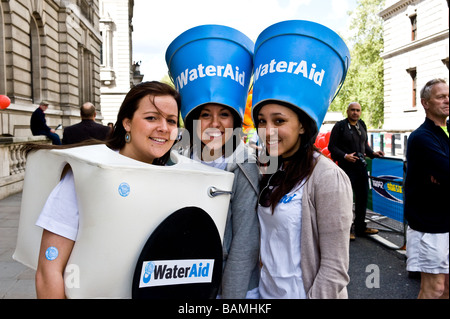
[79,45,93,106]
[30,14,42,103]
[406,67,417,108]
[0,4,6,94]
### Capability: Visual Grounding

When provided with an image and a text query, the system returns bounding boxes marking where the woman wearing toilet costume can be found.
[251,20,354,299]
[166,25,260,299]
[31,81,181,298]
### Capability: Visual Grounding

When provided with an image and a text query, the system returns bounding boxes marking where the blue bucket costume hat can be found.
[251,20,350,139]
[166,24,254,124]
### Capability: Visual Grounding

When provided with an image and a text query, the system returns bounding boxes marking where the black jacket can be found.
[30,107,51,135]
[62,120,111,145]
[328,118,375,171]
[404,117,449,233]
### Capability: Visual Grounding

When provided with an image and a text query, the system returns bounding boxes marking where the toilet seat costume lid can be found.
[132,206,223,299]
[13,145,233,298]
[165,24,254,122]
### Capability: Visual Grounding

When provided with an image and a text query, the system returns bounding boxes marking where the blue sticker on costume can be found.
[118,182,130,197]
[45,246,59,261]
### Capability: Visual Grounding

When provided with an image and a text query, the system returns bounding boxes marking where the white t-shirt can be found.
[258,182,306,299]
[36,150,129,240]
[191,151,230,170]
[35,168,79,241]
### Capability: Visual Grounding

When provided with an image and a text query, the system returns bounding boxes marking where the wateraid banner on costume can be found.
[139,259,214,288]
[369,157,404,222]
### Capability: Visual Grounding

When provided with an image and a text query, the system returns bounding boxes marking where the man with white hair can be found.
[30,100,62,145]
[404,78,449,299]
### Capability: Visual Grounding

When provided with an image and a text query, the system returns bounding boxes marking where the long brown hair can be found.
[258,104,319,212]
[23,81,181,166]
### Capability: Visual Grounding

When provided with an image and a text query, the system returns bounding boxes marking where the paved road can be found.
[0,192,35,299]
[0,192,420,299]
[348,232,420,299]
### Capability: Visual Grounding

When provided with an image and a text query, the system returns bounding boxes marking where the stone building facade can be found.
[99,0,136,125]
[379,0,449,131]
[0,0,103,199]
[1,0,103,136]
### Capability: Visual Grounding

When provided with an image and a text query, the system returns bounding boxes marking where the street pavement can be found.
[0,192,36,299]
[348,231,420,299]
[0,191,420,299]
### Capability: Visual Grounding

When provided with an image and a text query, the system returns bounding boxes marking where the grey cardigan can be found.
[181,142,260,298]
[300,155,353,298]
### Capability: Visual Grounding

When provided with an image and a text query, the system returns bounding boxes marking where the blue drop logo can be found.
[118,182,130,197]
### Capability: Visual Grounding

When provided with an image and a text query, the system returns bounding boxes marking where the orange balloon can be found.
[0,95,11,109]
[243,92,254,130]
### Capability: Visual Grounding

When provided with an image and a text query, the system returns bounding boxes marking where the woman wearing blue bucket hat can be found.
[251,20,353,299]
[166,25,260,299]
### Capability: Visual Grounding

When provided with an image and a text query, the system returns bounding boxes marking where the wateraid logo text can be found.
[139,259,214,288]
[254,59,325,86]
[175,63,246,90]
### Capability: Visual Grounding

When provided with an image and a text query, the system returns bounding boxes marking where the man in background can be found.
[62,102,111,145]
[404,78,449,299]
[30,101,61,145]
[328,102,384,239]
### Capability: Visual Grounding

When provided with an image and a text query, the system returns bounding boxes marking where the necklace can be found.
[347,120,361,136]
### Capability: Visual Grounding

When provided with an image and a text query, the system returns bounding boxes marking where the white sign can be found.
[139,259,215,288]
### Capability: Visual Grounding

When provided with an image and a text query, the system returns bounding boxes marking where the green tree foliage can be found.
[161,74,175,87]
[330,0,385,129]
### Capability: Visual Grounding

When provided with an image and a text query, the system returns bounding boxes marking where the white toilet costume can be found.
[13,144,233,298]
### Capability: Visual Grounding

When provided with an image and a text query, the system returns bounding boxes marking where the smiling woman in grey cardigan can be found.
[166,24,260,298]
[254,102,353,299]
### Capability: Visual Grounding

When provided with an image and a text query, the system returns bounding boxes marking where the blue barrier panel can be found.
[369,157,404,223]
